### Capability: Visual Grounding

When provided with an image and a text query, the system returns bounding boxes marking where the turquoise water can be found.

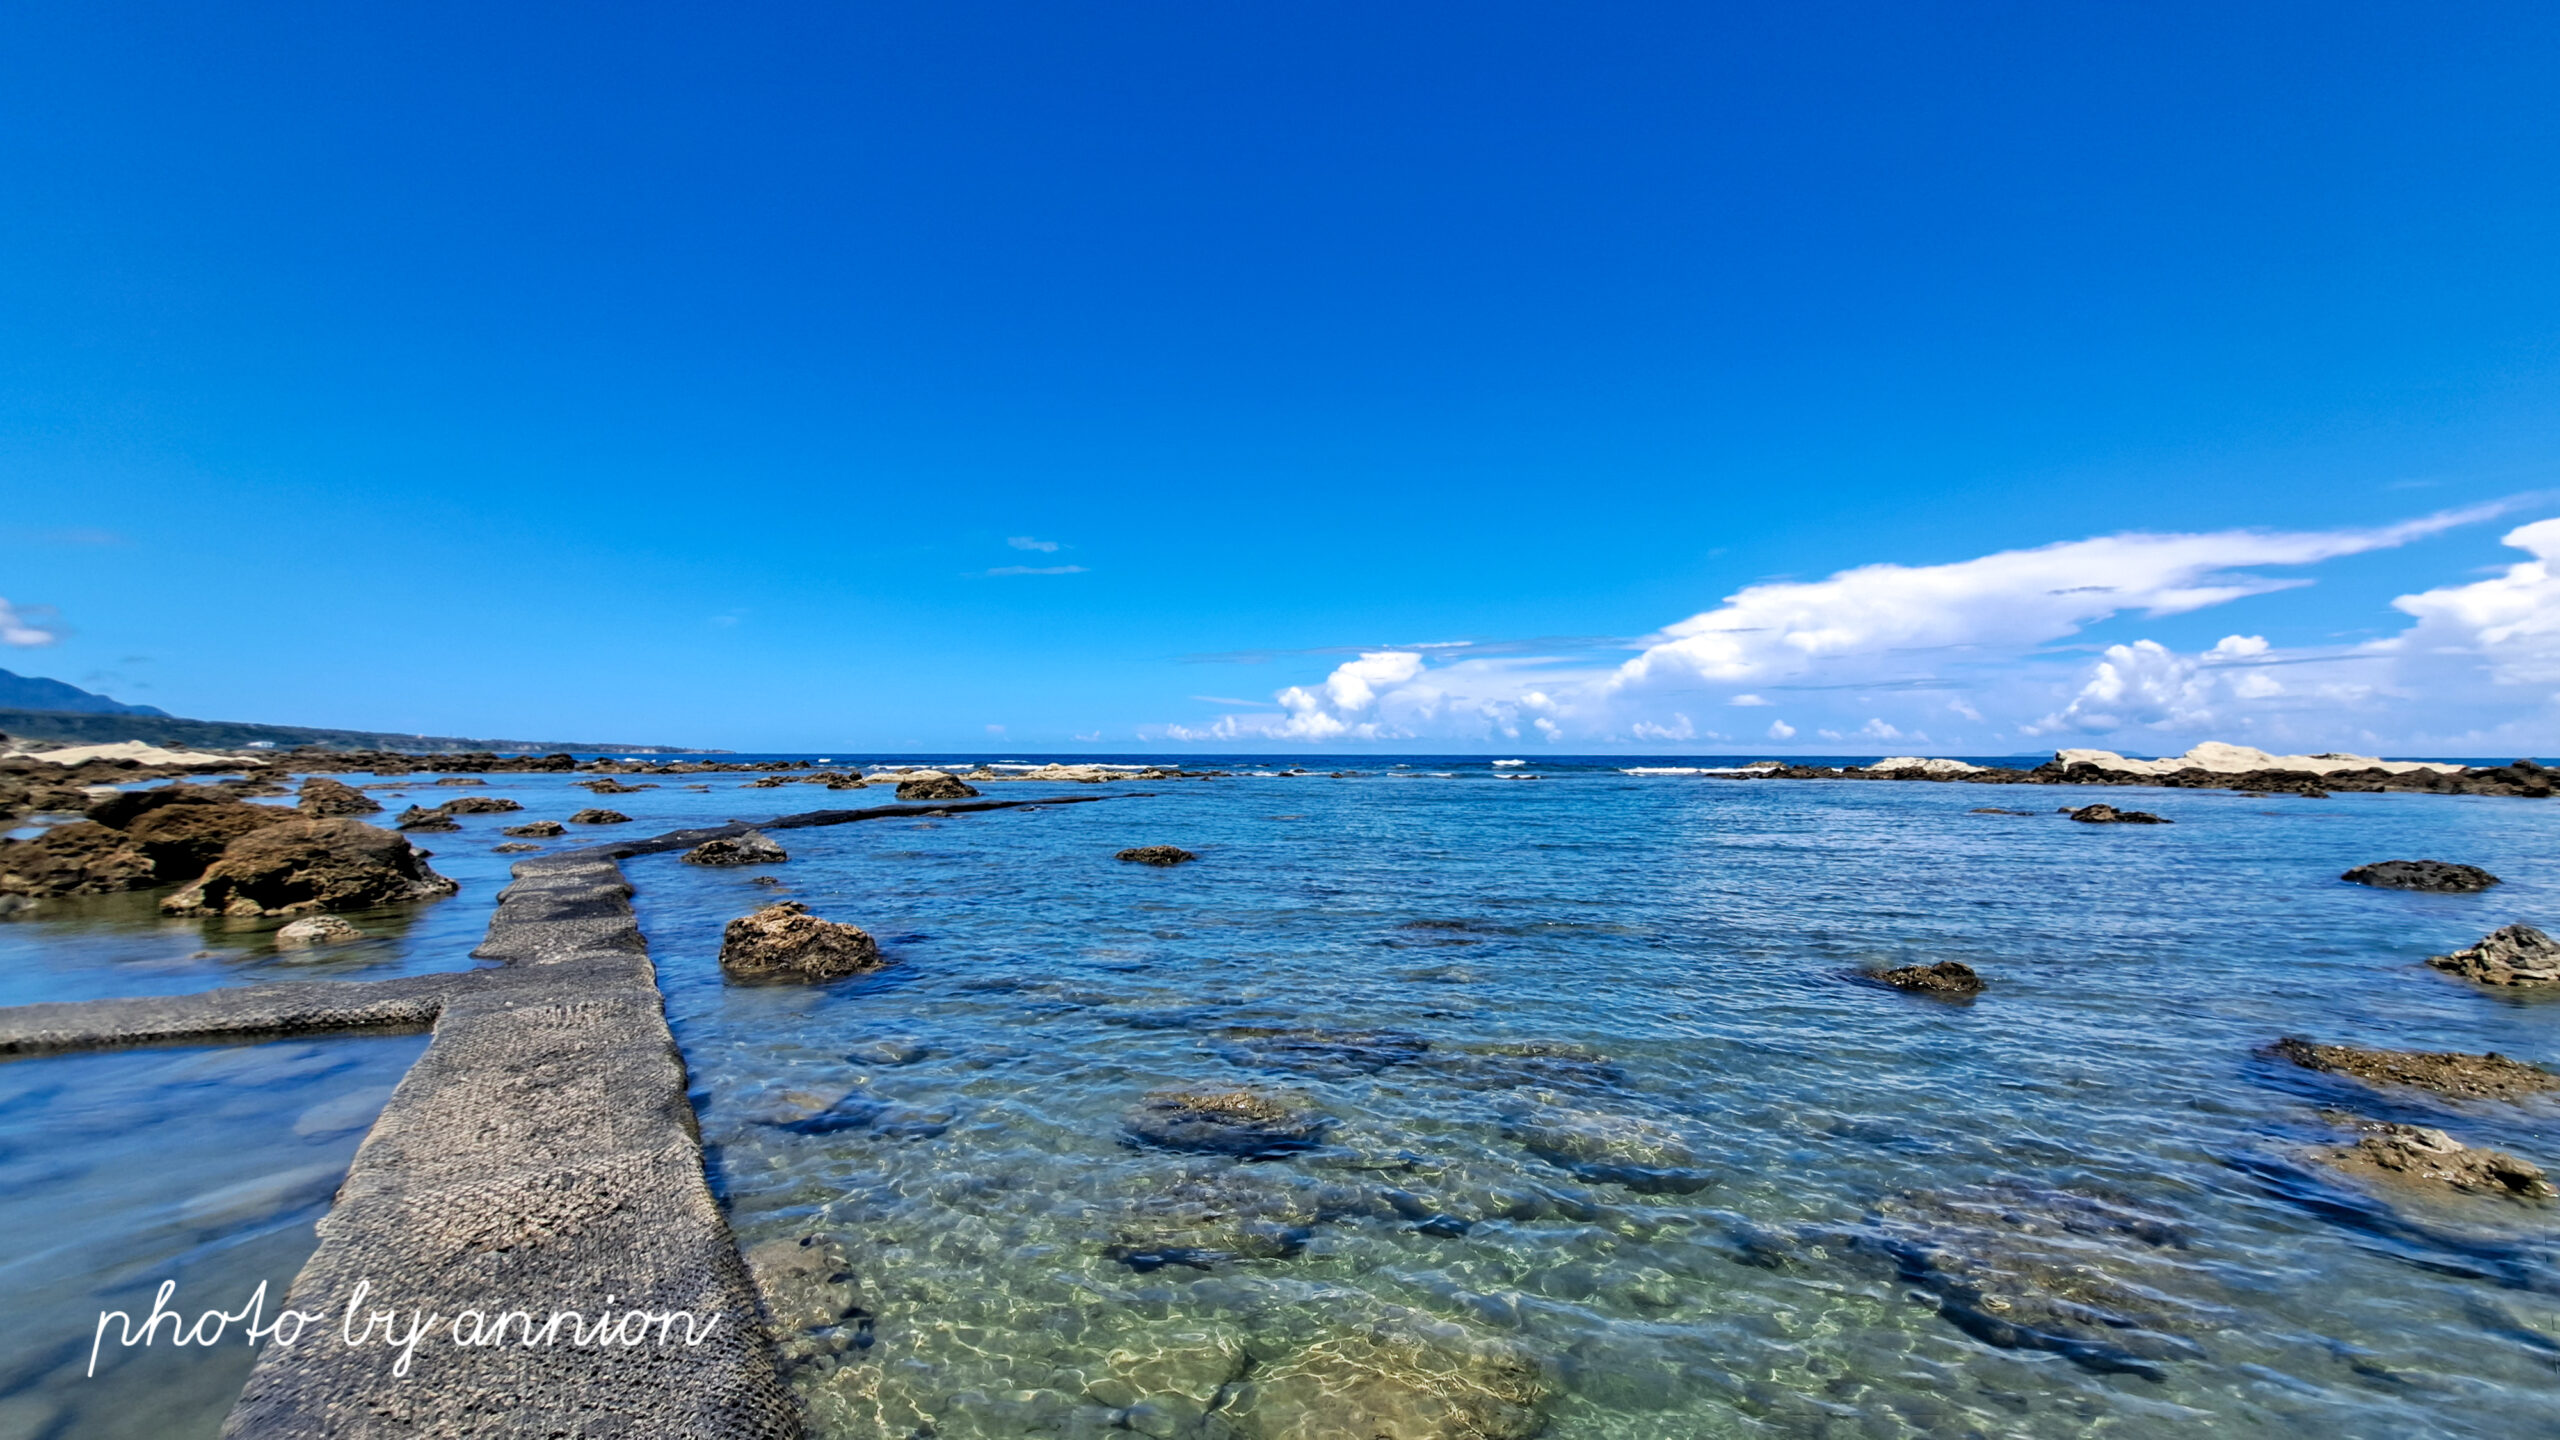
[633,769,2560,1439]
[2,764,2556,1437]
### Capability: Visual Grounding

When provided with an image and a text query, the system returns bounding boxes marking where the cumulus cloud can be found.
[0,598,59,647]
[1612,507,2493,694]
[1149,506,2555,752]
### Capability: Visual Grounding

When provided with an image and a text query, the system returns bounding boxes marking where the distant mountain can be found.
[0,668,169,717]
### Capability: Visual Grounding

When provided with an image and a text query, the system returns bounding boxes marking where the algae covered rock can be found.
[2267,1036,2559,1100]
[1502,1100,1715,1194]
[2322,1122,2555,1200]
[1231,1327,1547,1440]
[295,776,381,817]
[719,901,881,983]
[683,830,788,866]
[0,821,154,897]
[2066,804,2169,824]
[2428,924,2560,986]
[1122,1088,1329,1158]
[1876,960,1985,996]
[393,805,462,832]
[124,799,294,877]
[894,771,979,801]
[161,818,460,917]
[1117,845,1198,866]
[568,808,633,825]
[501,819,567,837]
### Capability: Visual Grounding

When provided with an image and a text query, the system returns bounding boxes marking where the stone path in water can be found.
[0,795,1112,1439]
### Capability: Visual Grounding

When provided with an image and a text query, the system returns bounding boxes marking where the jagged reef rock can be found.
[2322,1122,2554,1200]
[1231,1327,1548,1440]
[1876,960,1984,996]
[492,842,540,853]
[161,819,459,917]
[0,821,154,897]
[568,808,632,825]
[393,805,461,832]
[2428,924,2560,987]
[433,795,522,815]
[2267,1037,2558,1101]
[123,799,296,877]
[683,830,788,866]
[573,778,654,794]
[2342,859,2500,892]
[1123,1088,1329,1158]
[295,777,380,817]
[1117,845,1198,866]
[719,901,880,983]
[2066,804,2169,824]
[894,771,979,801]
[274,915,364,950]
[501,819,566,837]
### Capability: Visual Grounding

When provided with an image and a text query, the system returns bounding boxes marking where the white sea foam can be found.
[1492,759,1527,766]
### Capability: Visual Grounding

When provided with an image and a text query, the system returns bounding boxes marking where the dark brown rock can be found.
[894,772,979,801]
[1877,960,1985,996]
[683,831,788,866]
[568,808,633,825]
[1118,845,1198,866]
[2066,804,2169,824]
[492,842,541,854]
[2426,924,2560,986]
[295,777,381,817]
[718,901,881,983]
[124,799,296,879]
[394,805,462,832]
[2267,1037,2559,1101]
[433,795,523,815]
[2342,860,2500,892]
[0,821,154,897]
[160,818,460,918]
[574,778,656,794]
[2322,1122,2555,1200]
[501,819,567,838]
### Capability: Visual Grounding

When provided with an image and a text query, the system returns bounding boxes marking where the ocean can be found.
[2,757,2554,1437]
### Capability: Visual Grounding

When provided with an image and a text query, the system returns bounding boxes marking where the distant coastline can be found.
[0,706,716,756]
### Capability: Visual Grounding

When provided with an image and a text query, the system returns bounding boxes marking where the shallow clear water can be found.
[4,763,2556,1438]
[629,771,2560,1440]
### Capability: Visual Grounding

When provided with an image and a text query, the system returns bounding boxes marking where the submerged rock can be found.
[718,901,881,983]
[894,771,979,801]
[1100,1167,1322,1271]
[741,1232,871,1373]
[567,808,632,825]
[501,819,566,837]
[1123,1088,1329,1158]
[1231,1327,1547,1440]
[2342,859,2501,892]
[161,819,459,917]
[2268,1037,2559,1101]
[2428,924,2560,987]
[2322,1122,2555,1200]
[274,914,364,950]
[2066,804,2170,824]
[1117,845,1198,866]
[1502,1101,1715,1194]
[682,830,788,866]
[1219,1026,1430,1077]
[492,842,540,853]
[295,777,381,817]
[1851,1182,2202,1379]
[1875,960,1985,996]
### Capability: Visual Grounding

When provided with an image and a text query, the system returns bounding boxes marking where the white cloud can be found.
[984,564,1088,577]
[1630,713,1694,741]
[0,598,57,647]
[1612,507,2493,693]
[1008,536,1062,552]
[984,723,1006,735]
[1145,506,2558,752]
[1073,730,1103,742]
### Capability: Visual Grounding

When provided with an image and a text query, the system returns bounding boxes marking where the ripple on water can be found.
[642,776,2560,1439]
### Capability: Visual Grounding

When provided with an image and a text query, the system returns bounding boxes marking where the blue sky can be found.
[3,3,2558,754]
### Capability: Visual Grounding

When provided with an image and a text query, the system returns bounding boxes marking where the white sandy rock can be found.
[8,740,244,769]
[2056,742,2466,777]
[1864,757,1984,775]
